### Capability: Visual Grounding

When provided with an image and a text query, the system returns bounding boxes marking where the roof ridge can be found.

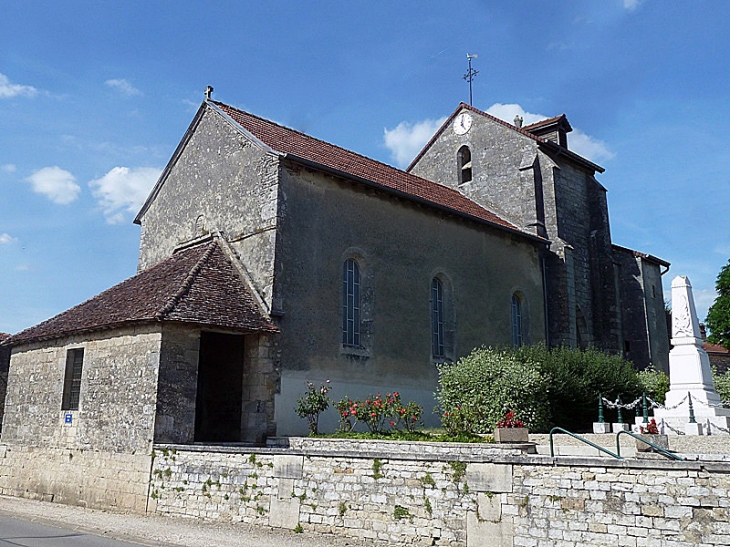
[154,243,216,320]
[523,114,568,130]
[212,101,428,184]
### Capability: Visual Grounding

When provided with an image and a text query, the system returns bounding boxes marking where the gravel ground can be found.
[0,495,372,547]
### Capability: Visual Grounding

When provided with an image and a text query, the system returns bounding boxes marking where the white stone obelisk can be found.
[654,276,730,435]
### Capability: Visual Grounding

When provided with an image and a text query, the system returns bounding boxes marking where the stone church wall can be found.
[137,105,280,310]
[409,112,544,236]
[149,439,730,546]
[613,248,670,371]
[272,164,545,435]
[409,110,624,356]
[0,326,162,510]
[1,326,161,452]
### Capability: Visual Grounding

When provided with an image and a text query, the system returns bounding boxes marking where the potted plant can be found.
[493,410,529,443]
[636,418,669,452]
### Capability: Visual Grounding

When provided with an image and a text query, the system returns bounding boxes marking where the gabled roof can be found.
[4,242,277,347]
[406,102,604,174]
[523,114,573,133]
[207,101,546,243]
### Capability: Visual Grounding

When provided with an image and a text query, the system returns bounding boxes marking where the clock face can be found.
[453,112,473,135]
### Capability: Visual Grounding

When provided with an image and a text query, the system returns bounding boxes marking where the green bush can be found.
[637,366,670,405]
[518,345,642,432]
[436,345,643,434]
[435,347,551,433]
[712,367,730,404]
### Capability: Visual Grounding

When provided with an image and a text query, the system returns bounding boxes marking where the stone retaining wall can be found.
[149,439,730,546]
[0,444,151,512]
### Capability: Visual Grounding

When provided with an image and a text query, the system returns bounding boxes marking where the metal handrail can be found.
[616,430,684,461]
[549,427,622,459]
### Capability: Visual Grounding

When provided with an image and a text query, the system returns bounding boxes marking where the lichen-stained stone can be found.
[466,463,513,493]
[273,454,303,479]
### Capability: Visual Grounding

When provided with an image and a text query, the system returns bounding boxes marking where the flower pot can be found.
[635,434,669,452]
[494,427,529,443]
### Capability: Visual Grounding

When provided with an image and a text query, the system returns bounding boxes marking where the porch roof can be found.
[4,242,277,347]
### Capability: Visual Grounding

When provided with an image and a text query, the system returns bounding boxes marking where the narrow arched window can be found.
[342,259,361,347]
[511,294,523,347]
[431,278,445,358]
[458,146,472,184]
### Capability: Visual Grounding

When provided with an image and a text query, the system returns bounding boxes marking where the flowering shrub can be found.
[295,380,331,435]
[640,418,659,435]
[496,411,525,429]
[440,404,480,436]
[436,347,550,434]
[336,392,423,434]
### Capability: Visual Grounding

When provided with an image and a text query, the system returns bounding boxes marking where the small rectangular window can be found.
[62,348,84,411]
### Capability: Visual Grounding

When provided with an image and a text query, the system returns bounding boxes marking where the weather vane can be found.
[463,54,479,106]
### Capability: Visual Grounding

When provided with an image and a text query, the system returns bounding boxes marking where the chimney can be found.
[514,115,523,129]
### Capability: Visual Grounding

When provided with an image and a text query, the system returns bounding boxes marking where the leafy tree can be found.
[706,258,730,350]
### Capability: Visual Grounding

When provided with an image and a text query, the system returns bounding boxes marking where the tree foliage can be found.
[706,258,730,350]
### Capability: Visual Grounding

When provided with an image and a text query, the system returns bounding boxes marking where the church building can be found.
[0,95,668,491]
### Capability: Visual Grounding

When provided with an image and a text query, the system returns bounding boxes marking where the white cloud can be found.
[0,233,17,244]
[485,103,615,164]
[623,0,644,11]
[485,103,545,126]
[25,167,81,204]
[2,164,16,173]
[89,166,161,224]
[567,129,615,163]
[105,79,142,97]
[384,117,448,168]
[0,73,37,99]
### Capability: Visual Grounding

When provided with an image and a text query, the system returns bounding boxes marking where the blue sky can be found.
[1,1,728,336]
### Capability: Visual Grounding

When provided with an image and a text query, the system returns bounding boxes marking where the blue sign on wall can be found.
[64,413,73,424]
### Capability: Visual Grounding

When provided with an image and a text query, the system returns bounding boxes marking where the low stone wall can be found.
[0,444,151,512]
[149,438,730,547]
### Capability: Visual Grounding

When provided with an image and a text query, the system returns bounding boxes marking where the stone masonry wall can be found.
[2,326,161,453]
[0,327,161,511]
[137,104,280,311]
[0,444,152,512]
[149,439,730,547]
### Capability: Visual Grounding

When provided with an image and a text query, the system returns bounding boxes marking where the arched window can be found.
[458,145,472,184]
[511,293,523,347]
[342,258,361,347]
[431,278,445,358]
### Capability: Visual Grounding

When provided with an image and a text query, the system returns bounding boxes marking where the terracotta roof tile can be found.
[4,242,277,347]
[704,343,729,354]
[523,114,571,132]
[211,101,540,238]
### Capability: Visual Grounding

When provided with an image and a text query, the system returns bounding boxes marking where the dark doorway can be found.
[194,332,245,442]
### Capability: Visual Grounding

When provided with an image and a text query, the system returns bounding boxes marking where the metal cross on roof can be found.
[463,54,479,106]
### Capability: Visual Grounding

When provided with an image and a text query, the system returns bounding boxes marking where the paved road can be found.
[0,496,369,547]
[0,515,142,547]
